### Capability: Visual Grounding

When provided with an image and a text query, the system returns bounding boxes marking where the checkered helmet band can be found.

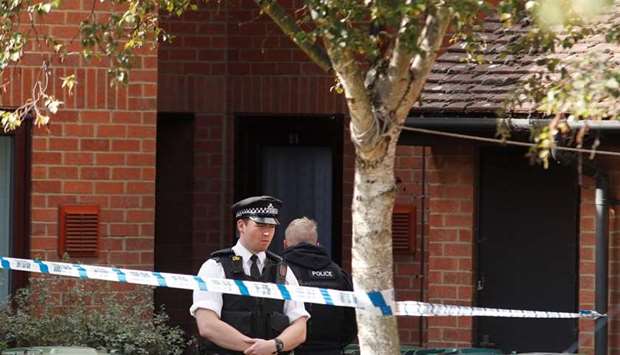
[235,206,279,218]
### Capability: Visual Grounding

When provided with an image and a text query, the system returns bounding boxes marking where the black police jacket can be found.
[201,248,291,355]
[282,243,358,354]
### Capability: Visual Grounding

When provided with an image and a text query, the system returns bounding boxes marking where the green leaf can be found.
[44,97,63,114]
[525,1,538,11]
[40,3,52,13]
[500,12,512,21]
[34,112,50,126]
[1,111,21,132]
[9,50,22,62]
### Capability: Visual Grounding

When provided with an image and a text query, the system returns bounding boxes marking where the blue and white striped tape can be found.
[0,256,604,319]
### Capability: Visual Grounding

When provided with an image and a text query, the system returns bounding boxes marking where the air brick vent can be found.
[59,205,100,258]
[392,205,416,254]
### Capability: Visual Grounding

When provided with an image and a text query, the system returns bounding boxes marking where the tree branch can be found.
[382,12,420,111]
[323,39,379,160]
[254,0,332,72]
[393,5,451,121]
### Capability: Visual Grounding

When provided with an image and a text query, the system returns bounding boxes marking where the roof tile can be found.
[417,10,620,114]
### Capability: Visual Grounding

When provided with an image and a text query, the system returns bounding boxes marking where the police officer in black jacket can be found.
[282,217,358,355]
[191,196,309,355]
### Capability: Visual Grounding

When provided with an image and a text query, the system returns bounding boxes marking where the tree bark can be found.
[352,117,401,355]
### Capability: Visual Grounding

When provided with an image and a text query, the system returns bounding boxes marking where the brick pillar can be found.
[426,144,475,347]
[579,177,596,354]
[394,145,428,344]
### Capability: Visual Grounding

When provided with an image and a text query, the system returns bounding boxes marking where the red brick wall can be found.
[3,2,158,274]
[394,145,428,344]
[225,1,349,272]
[158,2,228,270]
[392,142,477,347]
[158,0,348,273]
[425,143,476,347]
[579,160,620,355]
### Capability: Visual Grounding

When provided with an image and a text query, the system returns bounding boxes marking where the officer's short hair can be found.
[285,217,318,245]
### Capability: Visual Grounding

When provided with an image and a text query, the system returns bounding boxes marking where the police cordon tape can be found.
[0,256,605,319]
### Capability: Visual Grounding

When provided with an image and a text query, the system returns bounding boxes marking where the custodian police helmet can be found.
[231,195,282,225]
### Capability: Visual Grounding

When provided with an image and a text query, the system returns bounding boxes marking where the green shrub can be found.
[0,275,186,355]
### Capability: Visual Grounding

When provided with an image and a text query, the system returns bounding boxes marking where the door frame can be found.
[234,114,344,263]
[0,120,31,293]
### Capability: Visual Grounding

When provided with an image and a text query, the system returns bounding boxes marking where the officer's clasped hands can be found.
[242,338,277,355]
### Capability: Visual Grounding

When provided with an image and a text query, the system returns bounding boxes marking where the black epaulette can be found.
[210,248,234,260]
[266,250,283,262]
[210,248,244,275]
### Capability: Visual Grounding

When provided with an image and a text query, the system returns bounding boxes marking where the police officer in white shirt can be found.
[190,196,309,355]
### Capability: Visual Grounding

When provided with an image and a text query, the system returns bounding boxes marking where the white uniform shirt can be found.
[190,241,310,322]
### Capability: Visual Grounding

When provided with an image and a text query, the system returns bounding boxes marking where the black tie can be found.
[250,254,261,279]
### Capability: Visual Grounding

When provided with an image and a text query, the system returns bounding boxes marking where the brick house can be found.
[1,1,619,354]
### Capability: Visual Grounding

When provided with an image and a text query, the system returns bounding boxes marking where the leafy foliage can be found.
[0,0,200,132]
[502,0,619,118]
[1,63,62,132]
[496,0,620,163]
[290,0,490,65]
[0,275,186,355]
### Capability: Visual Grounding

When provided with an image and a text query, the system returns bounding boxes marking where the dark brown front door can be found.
[476,147,579,353]
[235,115,343,261]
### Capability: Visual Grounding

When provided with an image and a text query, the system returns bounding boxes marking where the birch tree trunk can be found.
[349,8,450,352]
[352,125,401,354]
[352,116,400,355]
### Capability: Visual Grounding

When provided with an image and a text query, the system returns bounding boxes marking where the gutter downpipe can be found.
[595,173,609,355]
[419,147,427,346]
